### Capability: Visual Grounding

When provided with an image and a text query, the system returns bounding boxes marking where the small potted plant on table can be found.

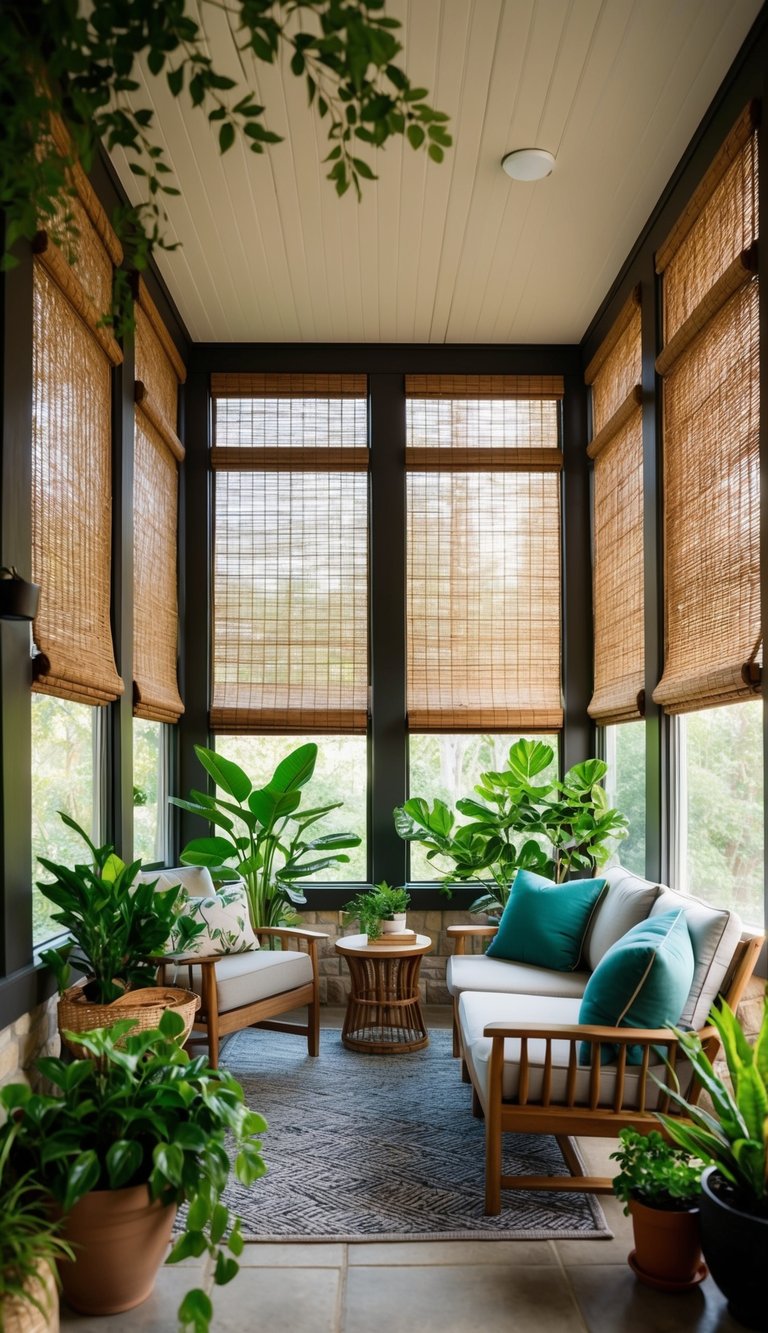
[610,1127,705,1289]
[658,995,768,1329]
[0,1012,266,1331]
[342,882,411,941]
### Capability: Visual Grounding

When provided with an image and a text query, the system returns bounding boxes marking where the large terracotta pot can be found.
[1,1259,59,1332]
[58,1184,176,1315]
[628,1197,705,1288]
[699,1165,768,1329]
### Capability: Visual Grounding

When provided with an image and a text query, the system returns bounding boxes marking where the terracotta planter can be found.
[699,1165,768,1329]
[628,1197,705,1289]
[58,1185,176,1315]
[1,1260,59,1332]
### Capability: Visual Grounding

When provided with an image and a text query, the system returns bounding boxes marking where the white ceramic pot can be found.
[380,914,407,934]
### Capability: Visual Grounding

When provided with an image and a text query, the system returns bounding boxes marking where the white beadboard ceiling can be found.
[109,0,763,345]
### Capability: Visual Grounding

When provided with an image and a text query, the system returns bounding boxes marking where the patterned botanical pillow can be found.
[167,883,259,958]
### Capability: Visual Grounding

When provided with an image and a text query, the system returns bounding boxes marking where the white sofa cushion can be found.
[459,990,668,1112]
[182,950,313,1014]
[651,887,743,1029]
[584,866,661,971]
[446,954,589,1001]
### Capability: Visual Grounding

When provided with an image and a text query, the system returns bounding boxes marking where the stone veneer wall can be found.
[0,996,59,1091]
[303,908,486,1006]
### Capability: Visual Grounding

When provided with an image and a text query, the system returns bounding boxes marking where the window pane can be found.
[680,701,763,923]
[133,718,168,866]
[215,735,367,881]
[31,694,97,945]
[603,722,646,876]
[408,734,558,881]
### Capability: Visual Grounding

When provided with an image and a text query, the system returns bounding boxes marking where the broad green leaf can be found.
[194,746,251,801]
[106,1138,143,1189]
[177,1287,213,1330]
[269,743,317,792]
[64,1150,101,1211]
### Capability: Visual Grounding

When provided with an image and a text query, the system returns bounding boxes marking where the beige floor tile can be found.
[238,1241,346,1267]
[554,1194,633,1265]
[348,1239,558,1266]
[211,1265,340,1332]
[344,1265,587,1333]
[565,1264,740,1333]
[60,1267,204,1331]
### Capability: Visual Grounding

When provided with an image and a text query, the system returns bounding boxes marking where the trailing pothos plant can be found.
[37,812,201,1003]
[1,1,450,333]
[0,1012,267,1333]
[172,743,361,929]
[394,739,628,916]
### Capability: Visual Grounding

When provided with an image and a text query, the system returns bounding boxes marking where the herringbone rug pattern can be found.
[221,1029,611,1242]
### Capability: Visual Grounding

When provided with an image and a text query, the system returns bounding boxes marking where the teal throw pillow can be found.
[486,868,607,972]
[578,909,694,1065]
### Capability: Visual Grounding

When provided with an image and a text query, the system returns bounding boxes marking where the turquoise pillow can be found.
[578,909,694,1065]
[486,868,607,972]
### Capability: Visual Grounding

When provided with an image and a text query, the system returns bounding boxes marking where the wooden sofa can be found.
[447,866,764,1212]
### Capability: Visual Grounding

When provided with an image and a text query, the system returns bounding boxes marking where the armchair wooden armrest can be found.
[482,1019,679,1043]
[446,924,498,955]
[257,926,329,942]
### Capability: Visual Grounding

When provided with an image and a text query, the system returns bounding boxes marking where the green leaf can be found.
[194,747,252,801]
[106,1139,143,1189]
[64,1150,101,1211]
[182,836,237,862]
[219,122,236,154]
[213,1251,239,1286]
[177,1288,213,1331]
[269,743,317,793]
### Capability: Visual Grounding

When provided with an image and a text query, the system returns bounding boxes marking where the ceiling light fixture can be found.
[501,148,556,181]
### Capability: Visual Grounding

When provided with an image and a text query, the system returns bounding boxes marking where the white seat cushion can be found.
[458,991,668,1113]
[584,866,661,970]
[182,950,313,1014]
[446,954,589,1000]
[651,887,743,1029]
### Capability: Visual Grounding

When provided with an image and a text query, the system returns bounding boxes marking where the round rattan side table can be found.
[335,933,432,1054]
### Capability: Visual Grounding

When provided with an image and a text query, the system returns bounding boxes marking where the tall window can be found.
[210,375,369,873]
[404,375,563,881]
[603,723,646,877]
[133,718,169,867]
[654,105,761,913]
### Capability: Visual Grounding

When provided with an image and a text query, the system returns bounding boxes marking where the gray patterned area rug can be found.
[220,1028,611,1242]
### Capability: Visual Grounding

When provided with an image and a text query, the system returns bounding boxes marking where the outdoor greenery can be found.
[603,722,646,876]
[37,813,198,1002]
[0,0,450,331]
[659,995,768,1214]
[31,693,96,944]
[133,718,165,865]
[341,881,409,940]
[173,742,361,927]
[610,1128,702,1215]
[395,739,628,915]
[0,1013,267,1332]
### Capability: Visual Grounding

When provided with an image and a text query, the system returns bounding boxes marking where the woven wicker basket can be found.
[58,984,200,1055]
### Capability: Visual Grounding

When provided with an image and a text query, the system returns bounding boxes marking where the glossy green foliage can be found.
[394,739,628,914]
[172,743,361,928]
[609,1127,702,1215]
[0,1012,267,1332]
[341,881,410,940]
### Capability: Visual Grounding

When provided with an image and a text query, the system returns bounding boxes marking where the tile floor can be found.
[60,1010,741,1333]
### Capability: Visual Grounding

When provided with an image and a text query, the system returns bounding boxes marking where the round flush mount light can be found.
[501,148,556,181]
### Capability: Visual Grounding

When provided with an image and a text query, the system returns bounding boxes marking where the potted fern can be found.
[341,883,411,941]
[659,995,768,1328]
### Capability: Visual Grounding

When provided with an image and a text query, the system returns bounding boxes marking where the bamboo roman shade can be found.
[653,104,761,714]
[210,374,368,733]
[31,131,124,706]
[133,279,186,723]
[405,375,563,731]
[585,289,645,724]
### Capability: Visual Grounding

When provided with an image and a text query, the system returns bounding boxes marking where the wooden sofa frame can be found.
[448,924,764,1213]
[157,925,327,1069]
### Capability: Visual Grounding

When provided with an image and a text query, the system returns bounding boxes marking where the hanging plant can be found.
[0,1,451,332]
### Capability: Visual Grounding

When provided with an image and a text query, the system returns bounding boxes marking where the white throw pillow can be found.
[167,883,259,958]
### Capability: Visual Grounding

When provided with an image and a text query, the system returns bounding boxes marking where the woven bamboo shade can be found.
[31,260,123,704]
[405,377,563,731]
[653,109,760,714]
[210,376,368,733]
[586,294,645,724]
[133,281,185,723]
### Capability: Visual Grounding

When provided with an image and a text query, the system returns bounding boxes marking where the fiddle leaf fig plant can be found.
[395,738,628,915]
[37,813,190,1002]
[1,1,450,334]
[172,743,362,929]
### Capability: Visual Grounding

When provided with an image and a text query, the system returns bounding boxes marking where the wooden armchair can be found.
[156,925,328,1069]
[452,927,763,1213]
